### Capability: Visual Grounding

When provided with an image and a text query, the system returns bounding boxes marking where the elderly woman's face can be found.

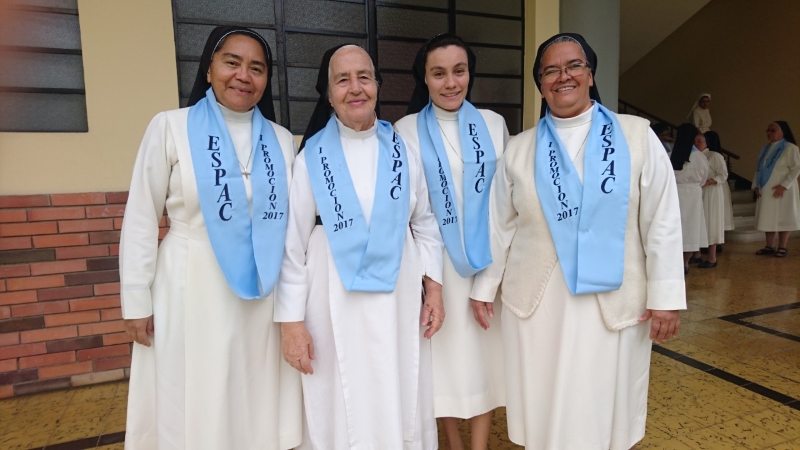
[699,96,710,109]
[694,133,707,150]
[328,46,378,131]
[425,45,469,112]
[206,34,268,113]
[539,42,594,119]
[766,123,784,142]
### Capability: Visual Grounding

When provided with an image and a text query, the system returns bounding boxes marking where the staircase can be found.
[726,188,800,242]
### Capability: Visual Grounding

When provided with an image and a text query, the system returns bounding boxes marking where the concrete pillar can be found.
[559,0,620,112]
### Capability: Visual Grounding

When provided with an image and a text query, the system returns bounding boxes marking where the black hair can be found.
[670,123,700,170]
[651,123,670,137]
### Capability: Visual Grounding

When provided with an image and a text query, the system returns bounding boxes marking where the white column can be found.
[559,0,620,112]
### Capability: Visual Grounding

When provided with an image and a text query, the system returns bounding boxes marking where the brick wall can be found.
[0,192,167,398]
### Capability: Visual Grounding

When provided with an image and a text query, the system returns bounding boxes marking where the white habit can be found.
[701,149,731,244]
[395,105,508,419]
[674,151,710,252]
[752,142,800,231]
[691,108,712,134]
[276,118,444,450]
[475,106,687,449]
[120,106,303,449]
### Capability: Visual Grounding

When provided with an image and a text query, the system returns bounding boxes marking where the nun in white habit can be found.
[120,27,302,450]
[477,33,686,449]
[276,44,444,450]
[394,33,508,450]
[753,121,800,257]
[688,93,712,133]
[672,123,710,273]
[695,131,731,268]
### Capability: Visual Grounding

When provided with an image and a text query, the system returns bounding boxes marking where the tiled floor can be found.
[1,240,799,449]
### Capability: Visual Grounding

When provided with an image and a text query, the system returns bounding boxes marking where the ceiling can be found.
[619,0,711,74]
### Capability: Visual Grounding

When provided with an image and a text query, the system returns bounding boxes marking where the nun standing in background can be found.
[478,33,685,449]
[688,93,712,133]
[276,44,444,449]
[704,131,734,235]
[394,33,508,450]
[120,27,301,449]
[671,123,710,274]
[753,121,800,257]
[695,131,733,266]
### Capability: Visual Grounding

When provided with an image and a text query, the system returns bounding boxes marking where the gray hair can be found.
[326,45,379,99]
[537,35,589,80]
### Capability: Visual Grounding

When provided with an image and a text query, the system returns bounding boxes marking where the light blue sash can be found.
[187,88,288,299]
[756,139,787,188]
[417,101,495,277]
[304,117,410,292]
[534,103,631,295]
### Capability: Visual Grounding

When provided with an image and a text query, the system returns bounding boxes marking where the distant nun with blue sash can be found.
[120,27,301,450]
[275,44,444,449]
[752,121,800,258]
[479,33,686,449]
[394,33,508,450]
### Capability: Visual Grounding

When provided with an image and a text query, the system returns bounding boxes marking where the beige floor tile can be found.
[676,426,748,449]
[742,409,800,441]
[711,418,787,449]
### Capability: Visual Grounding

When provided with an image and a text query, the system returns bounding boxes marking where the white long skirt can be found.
[125,227,302,450]
[677,184,708,251]
[755,181,800,232]
[297,225,437,450]
[722,181,734,230]
[431,254,505,418]
[502,264,652,450]
[702,183,727,244]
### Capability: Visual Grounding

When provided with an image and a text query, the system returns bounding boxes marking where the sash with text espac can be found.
[304,117,410,292]
[187,87,288,299]
[417,101,495,278]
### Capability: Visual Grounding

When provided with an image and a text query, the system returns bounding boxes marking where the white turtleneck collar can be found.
[551,103,594,128]
[433,103,459,121]
[218,102,254,123]
[335,115,378,140]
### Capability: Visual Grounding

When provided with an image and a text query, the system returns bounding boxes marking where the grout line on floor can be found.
[652,345,800,407]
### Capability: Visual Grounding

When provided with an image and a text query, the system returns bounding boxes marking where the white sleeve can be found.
[709,152,728,184]
[639,129,687,311]
[471,150,517,302]
[119,112,172,320]
[408,148,444,285]
[780,145,800,188]
[274,155,316,322]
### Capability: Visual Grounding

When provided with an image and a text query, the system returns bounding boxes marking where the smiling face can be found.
[694,132,707,150]
[327,46,378,131]
[699,96,710,110]
[539,42,593,118]
[424,45,469,112]
[766,123,784,143]
[206,34,268,112]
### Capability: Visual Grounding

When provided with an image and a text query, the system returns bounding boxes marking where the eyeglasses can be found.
[539,61,590,83]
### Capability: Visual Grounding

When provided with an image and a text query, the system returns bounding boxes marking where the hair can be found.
[326,44,379,99]
[651,122,670,137]
[211,30,270,66]
[670,123,700,170]
[423,33,470,67]
[536,35,589,82]
[774,121,797,145]
[704,131,721,152]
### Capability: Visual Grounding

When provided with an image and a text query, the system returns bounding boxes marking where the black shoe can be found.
[698,261,717,268]
[688,256,704,264]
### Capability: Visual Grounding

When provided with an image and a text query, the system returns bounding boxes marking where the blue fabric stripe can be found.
[187,88,288,299]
